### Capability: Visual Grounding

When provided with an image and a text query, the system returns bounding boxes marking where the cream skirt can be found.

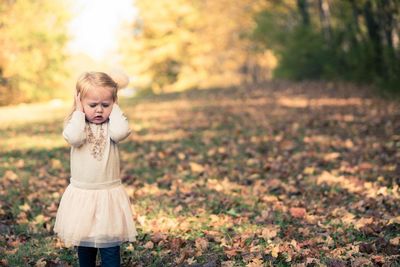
[54,182,137,248]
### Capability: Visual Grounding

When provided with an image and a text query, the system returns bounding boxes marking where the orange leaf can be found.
[290,207,306,218]
[224,248,238,258]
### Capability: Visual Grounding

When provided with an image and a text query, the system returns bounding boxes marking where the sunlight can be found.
[67,0,137,61]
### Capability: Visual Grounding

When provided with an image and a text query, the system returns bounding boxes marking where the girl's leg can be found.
[77,246,98,267]
[99,245,120,267]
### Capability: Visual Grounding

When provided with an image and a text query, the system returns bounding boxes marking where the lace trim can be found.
[85,123,106,161]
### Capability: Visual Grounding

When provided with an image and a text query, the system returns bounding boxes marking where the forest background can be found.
[0,0,399,106]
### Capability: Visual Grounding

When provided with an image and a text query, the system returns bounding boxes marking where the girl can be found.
[54,71,137,266]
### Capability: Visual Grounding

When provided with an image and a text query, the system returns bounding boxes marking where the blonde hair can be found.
[64,71,127,125]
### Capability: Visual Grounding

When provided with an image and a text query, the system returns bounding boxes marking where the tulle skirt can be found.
[54,182,137,248]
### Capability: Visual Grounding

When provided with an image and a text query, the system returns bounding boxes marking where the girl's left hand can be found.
[75,92,84,112]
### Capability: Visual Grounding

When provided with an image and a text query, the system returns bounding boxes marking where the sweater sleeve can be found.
[62,111,86,147]
[108,103,131,143]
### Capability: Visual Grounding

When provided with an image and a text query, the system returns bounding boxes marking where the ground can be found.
[0,80,399,266]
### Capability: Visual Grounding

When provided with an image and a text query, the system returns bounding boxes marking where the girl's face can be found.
[81,86,114,124]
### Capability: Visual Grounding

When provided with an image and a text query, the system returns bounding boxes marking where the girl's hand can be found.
[75,92,84,112]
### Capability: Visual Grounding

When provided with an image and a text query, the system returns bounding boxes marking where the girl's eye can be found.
[89,104,97,108]
[102,104,110,108]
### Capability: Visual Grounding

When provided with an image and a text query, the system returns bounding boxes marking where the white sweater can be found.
[62,104,131,189]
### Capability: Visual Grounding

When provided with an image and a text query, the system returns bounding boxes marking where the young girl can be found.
[54,71,137,266]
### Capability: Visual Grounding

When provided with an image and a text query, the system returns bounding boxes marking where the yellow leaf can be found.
[246,158,259,166]
[388,216,400,225]
[303,166,315,175]
[218,147,226,154]
[35,258,46,267]
[34,214,45,225]
[19,203,30,212]
[51,159,62,169]
[126,244,134,251]
[3,170,18,181]
[354,217,373,230]
[186,257,196,265]
[246,257,264,267]
[189,162,204,173]
[271,245,280,258]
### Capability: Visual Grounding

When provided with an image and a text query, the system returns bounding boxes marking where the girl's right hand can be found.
[75,92,84,112]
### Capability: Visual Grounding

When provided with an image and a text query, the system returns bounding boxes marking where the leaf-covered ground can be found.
[0,81,399,266]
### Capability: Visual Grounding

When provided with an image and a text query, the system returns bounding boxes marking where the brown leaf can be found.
[170,237,184,252]
[144,241,154,249]
[279,140,295,150]
[351,257,372,267]
[224,248,238,258]
[151,232,167,244]
[195,237,209,252]
[358,162,373,171]
[323,152,340,161]
[359,242,375,254]
[221,261,235,267]
[389,236,400,246]
[260,225,280,240]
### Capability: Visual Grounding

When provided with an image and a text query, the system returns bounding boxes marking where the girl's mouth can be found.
[94,116,103,120]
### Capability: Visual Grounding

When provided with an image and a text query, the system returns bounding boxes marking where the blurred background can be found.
[0,0,399,106]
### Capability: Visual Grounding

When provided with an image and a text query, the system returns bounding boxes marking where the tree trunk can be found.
[297,0,310,26]
[364,0,384,76]
[318,0,332,42]
[379,0,396,53]
[349,0,361,37]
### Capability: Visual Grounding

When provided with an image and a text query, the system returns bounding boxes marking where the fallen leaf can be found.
[195,237,209,252]
[144,241,154,249]
[221,261,235,267]
[35,258,47,267]
[189,162,205,173]
[3,170,18,181]
[246,257,264,267]
[354,217,373,230]
[389,236,400,246]
[260,225,280,240]
[271,245,280,258]
[290,207,306,218]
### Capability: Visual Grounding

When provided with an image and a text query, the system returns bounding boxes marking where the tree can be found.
[121,0,268,92]
[0,0,70,105]
[252,0,400,90]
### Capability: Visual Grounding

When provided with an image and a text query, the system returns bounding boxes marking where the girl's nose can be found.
[95,105,103,113]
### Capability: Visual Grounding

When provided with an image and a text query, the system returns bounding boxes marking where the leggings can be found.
[77,245,120,267]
